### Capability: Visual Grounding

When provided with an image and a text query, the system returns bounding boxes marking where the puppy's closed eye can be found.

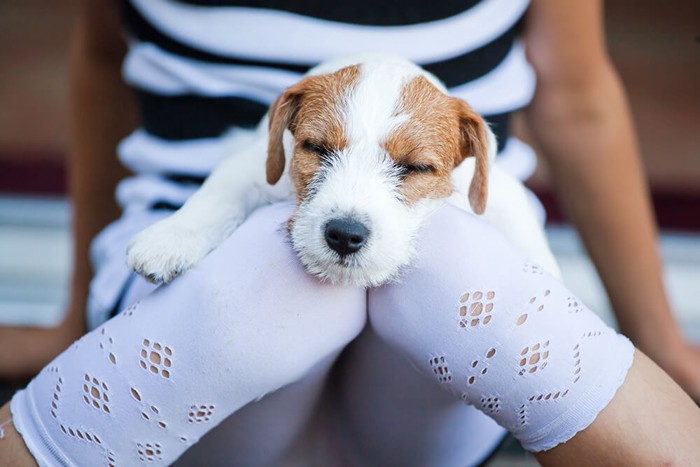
[397,162,436,176]
[302,141,336,161]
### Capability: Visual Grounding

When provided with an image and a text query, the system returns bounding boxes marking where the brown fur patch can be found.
[269,67,488,210]
[266,65,360,202]
[384,76,489,211]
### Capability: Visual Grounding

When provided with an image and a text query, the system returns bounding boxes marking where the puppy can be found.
[127,54,559,286]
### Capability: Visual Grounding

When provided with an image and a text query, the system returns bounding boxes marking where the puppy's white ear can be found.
[266,84,304,185]
[453,99,493,215]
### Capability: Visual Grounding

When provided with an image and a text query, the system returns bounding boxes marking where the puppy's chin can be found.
[291,240,416,287]
[288,201,439,288]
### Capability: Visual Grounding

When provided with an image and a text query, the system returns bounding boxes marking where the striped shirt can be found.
[88,0,540,327]
[115,0,537,213]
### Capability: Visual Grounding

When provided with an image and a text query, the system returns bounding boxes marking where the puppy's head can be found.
[267,57,492,286]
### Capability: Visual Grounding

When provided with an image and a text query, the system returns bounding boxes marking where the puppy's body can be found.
[127,54,559,285]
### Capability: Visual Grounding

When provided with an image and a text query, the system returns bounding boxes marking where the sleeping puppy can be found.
[127,54,560,286]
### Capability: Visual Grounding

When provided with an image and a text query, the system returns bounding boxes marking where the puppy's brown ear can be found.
[266,84,304,185]
[454,99,490,215]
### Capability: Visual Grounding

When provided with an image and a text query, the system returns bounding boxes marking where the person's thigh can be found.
[11,202,367,466]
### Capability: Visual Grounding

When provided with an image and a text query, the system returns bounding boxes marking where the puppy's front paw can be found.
[127,219,211,283]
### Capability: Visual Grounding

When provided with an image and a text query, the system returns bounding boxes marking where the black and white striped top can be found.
[88,0,541,327]
[115,0,537,213]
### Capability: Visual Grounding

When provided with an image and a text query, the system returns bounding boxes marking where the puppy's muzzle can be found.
[324,218,369,256]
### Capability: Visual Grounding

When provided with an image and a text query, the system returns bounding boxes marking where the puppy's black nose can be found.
[325,218,369,256]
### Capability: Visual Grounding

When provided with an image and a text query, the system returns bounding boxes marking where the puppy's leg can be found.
[480,167,562,279]
[451,162,561,279]
[127,132,290,283]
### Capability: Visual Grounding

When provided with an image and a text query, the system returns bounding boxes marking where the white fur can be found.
[290,145,437,286]
[127,55,560,285]
[127,128,292,283]
[450,158,561,278]
[287,59,431,286]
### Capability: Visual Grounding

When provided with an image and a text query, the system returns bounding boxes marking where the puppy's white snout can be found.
[324,218,369,256]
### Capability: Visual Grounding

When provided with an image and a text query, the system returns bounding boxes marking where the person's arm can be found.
[0,403,37,466]
[0,0,138,379]
[535,350,700,466]
[522,0,700,400]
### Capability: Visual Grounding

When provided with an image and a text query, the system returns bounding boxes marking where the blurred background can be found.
[0,1,698,464]
[3,0,698,324]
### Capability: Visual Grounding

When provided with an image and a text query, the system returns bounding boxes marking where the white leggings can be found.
[11,203,633,466]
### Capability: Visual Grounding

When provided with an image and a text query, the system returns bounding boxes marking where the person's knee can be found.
[160,203,368,384]
[368,204,522,343]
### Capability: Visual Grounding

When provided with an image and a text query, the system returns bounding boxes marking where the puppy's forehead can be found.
[296,59,450,148]
[343,61,425,144]
[294,65,361,146]
[296,65,361,119]
[388,75,463,157]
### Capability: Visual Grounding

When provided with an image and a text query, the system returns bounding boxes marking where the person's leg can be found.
[362,204,634,457]
[6,203,366,466]
[113,273,341,467]
[334,327,506,467]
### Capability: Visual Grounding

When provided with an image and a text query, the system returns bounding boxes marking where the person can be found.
[1,0,699,465]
